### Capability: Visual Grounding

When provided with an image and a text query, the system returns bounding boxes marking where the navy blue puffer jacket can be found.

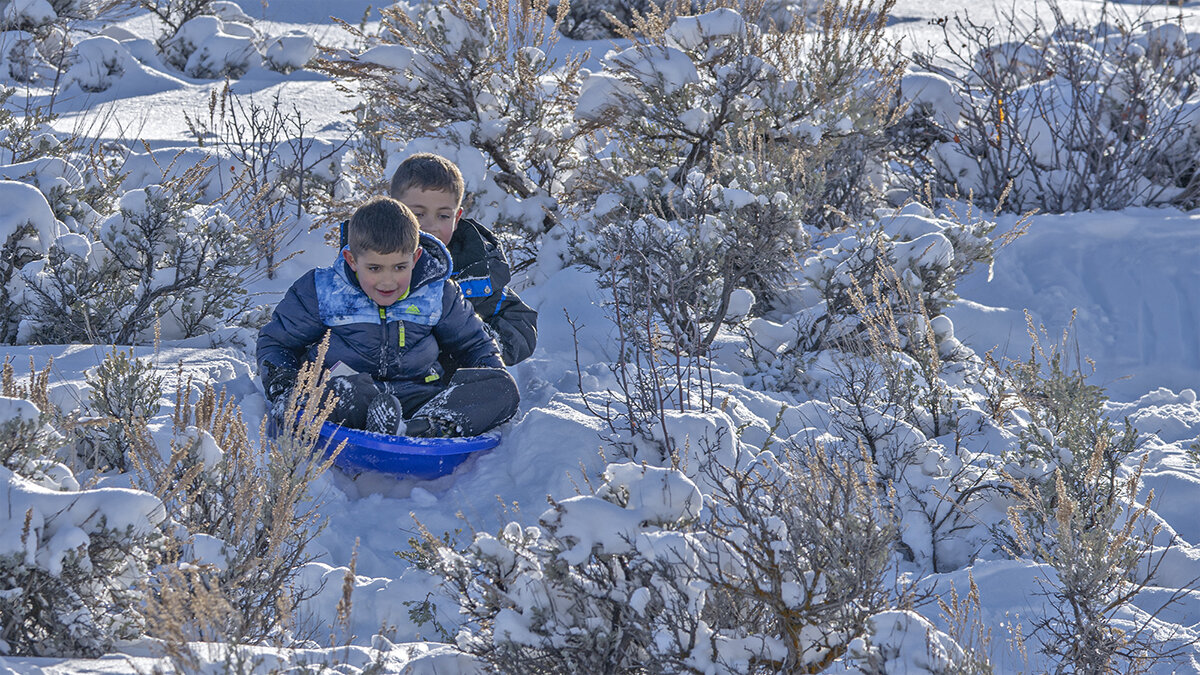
[256,233,502,396]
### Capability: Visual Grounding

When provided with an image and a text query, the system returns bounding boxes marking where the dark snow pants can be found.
[329,368,519,437]
[394,367,519,436]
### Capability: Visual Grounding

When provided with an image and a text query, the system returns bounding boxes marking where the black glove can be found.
[261,362,300,403]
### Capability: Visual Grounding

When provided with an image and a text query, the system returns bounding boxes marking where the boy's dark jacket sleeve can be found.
[451,219,538,365]
[257,271,324,371]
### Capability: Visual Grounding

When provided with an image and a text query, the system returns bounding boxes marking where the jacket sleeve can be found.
[484,289,538,365]
[435,280,504,370]
[256,272,327,372]
[458,222,537,365]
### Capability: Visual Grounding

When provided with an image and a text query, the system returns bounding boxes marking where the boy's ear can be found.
[342,248,357,270]
[412,247,423,263]
[455,207,463,224]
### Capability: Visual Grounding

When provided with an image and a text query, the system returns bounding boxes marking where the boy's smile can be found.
[343,247,423,307]
[394,187,462,245]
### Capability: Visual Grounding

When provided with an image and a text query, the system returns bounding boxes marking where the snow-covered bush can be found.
[0,155,103,228]
[571,2,902,355]
[739,201,996,389]
[0,179,59,343]
[79,347,162,471]
[160,13,260,78]
[139,0,216,44]
[0,89,68,165]
[1005,451,1171,672]
[0,364,57,476]
[896,3,1200,212]
[844,610,973,674]
[63,35,128,92]
[1000,318,1139,519]
[133,349,340,644]
[0,0,56,34]
[573,1,901,226]
[548,0,826,40]
[0,0,119,83]
[184,85,348,276]
[415,432,909,673]
[319,0,586,266]
[0,29,43,82]
[8,165,256,345]
[548,0,660,39]
[184,85,348,278]
[263,30,316,74]
[0,378,166,657]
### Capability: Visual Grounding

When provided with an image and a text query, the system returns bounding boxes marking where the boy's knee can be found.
[451,366,517,394]
[450,367,519,417]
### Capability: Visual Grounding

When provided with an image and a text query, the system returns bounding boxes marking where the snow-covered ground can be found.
[1,0,1199,673]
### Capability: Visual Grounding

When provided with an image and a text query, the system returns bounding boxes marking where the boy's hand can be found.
[262,362,300,402]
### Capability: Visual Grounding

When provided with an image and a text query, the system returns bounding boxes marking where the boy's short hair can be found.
[389,153,465,205]
[348,196,420,255]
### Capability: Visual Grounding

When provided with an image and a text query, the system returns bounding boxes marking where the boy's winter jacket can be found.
[257,233,502,397]
[448,218,538,365]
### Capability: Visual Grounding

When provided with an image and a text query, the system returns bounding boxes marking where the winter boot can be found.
[365,393,404,435]
[403,415,457,438]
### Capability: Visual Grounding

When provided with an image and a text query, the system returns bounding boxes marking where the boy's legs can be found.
[397,368,519,437]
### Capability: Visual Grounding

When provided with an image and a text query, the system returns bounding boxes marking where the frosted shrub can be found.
[1000,317,1138,518]
[80,347,162,471]
[0,179,58,343]
[548,0,660,39]
[184,85,348,278]
[0,386,165,657]
[263,30,316,73]
[574,1,901,228]
[692,441,904,672]
[161,13,260,78]
[1005,454,1180,672]
[0,29,42,82]
[416,435,907,673]
[422,463,708,673]
[0,361,58,477]
[0,0,56,34]
[572,2,901,354]
[133,349,340,644]
[982,319,1198,671]
[9,164,256,345]
[740,202,995,373]
[319,0,586,266]
[63,36,128,92]
[896,2,1200,212]
[0,88,68,165]
[0,476,164,657]
[0,0,118,83]
[580,145,809,355]
[139,0,215,44]
[844,610,973,674]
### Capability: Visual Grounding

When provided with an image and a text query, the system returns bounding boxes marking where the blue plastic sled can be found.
[272,415,500,480]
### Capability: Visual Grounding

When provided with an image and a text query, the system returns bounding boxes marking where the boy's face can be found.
[343,247,423,307]
[393,187,462,246]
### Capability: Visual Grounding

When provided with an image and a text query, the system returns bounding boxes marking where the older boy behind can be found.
[389,153,538,368]
[258,196,519,438]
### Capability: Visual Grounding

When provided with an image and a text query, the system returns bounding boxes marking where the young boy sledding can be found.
[257,196,519,438]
